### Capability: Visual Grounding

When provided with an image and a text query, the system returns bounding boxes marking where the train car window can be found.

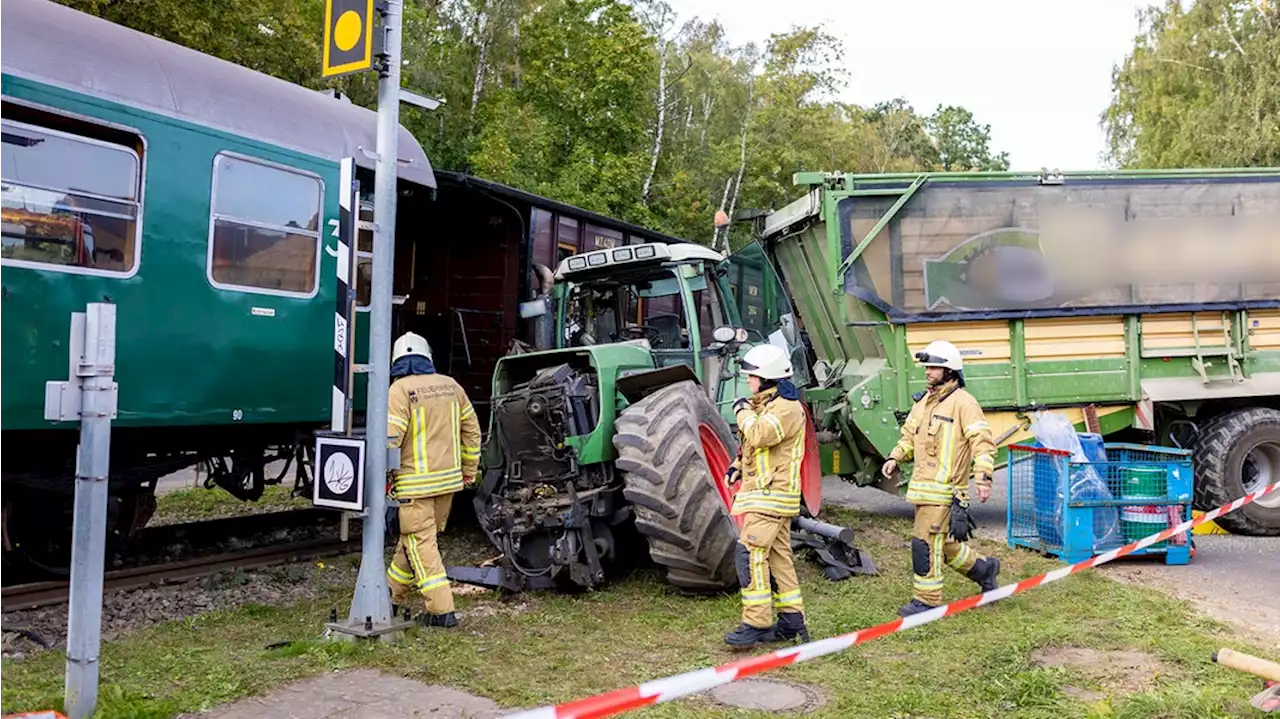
[207,152,323,297]
[531,208,554,268]
[355,201,374,310]
[557,215,580,250]
[1,119,141,274]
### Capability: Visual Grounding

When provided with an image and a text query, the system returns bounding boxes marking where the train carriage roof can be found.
[1,0,435,189]
[436,171,693,247]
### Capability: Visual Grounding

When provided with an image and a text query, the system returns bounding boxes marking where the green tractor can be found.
[454,242,872,593]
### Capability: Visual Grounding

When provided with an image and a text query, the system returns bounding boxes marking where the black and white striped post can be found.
[324,157,360,544]
[332,157,357,435]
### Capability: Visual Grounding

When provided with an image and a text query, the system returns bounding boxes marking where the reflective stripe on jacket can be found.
[387,373,481,499]
[729,387,807,518]
[889,380,996,506]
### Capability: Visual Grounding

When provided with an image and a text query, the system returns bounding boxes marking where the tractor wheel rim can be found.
[1244,439,1280,509]
[699,423,733,511]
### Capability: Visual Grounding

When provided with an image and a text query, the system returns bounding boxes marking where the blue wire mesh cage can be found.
[1006,440,1193,565]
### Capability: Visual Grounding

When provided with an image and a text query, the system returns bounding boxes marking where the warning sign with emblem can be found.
[313,433,365,510]
[322,0,376,78]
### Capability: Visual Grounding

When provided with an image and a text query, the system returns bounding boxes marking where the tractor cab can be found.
[549,242,752,411]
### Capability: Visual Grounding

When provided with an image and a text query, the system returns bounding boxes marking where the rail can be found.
[2,537,356,610]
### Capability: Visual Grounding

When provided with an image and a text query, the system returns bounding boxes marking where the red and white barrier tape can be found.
[507,481,1280,719]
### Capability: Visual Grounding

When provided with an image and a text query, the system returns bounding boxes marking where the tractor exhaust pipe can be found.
[792,516,854,544]
[789,516,878,580]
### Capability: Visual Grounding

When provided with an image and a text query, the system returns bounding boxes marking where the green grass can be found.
[150,483,309,525]
[2,507,1269,719]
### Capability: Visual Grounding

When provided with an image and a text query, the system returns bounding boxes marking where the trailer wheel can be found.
[614,380,740,594]
[1193,407,1280,536]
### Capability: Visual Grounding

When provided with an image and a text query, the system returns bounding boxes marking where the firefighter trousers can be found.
[735,512,803,629]
[911,502,982,606]
[388,494,454,615]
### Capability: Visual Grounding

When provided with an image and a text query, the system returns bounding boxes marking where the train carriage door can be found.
[205,151,327,425]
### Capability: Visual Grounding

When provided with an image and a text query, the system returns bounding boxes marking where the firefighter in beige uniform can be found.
[881,340,1002,617]
[724,344,811,648]
[386,332,481,628]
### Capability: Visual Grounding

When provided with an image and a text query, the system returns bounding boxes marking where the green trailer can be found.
[754,168,1280,536]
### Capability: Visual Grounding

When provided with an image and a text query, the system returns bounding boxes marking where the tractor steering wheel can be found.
[618,325,661,343]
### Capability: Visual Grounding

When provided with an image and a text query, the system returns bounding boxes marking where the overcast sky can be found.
[664,0,1154,171]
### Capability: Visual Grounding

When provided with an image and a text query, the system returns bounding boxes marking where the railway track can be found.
[2,536,358,610]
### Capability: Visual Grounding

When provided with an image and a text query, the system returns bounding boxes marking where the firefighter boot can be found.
[966,556,1002,593]
[898,599,939,617]
[724,623,777,648]
[389,592,411,623]
[415,611,459,629]
[772,612,810,643]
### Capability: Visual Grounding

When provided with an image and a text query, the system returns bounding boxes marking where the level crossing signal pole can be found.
[44,303,119,719]
[346,0,402,639]
[320,0,406,640]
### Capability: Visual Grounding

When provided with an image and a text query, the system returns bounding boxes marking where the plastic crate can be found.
[1006,441,1193,565]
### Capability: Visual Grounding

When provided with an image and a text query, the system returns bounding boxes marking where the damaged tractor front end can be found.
[456,352,637,593]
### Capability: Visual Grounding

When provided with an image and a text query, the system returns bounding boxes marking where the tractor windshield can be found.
[562,262,736,370]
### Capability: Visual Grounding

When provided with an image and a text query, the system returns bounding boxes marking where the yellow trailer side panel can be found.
[985,405,1133,448]
[1246,309,1280,351]
[905,320,1010,363]
[1141,312,1231,354]
[1024,316,1126,361]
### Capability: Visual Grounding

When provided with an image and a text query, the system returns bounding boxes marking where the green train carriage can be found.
[0,0,438,573]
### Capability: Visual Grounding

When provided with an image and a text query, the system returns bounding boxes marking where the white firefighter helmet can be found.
[740,343,793,380]
[915,340,963,371]
[393,332,432,362]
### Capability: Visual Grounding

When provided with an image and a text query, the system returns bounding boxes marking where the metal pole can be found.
[64,303,117,719]
[345,0,401,635]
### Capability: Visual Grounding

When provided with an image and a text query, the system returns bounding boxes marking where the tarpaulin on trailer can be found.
[839,176,1280,316]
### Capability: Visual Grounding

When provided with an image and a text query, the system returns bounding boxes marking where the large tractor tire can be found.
[1192,407,1280,536]
[613,380,740,593]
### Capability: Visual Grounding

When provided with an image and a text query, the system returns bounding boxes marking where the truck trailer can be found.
[756,168,1280,536]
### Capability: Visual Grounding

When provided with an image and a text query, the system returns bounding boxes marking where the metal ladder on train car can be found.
[1188,311,1245,385]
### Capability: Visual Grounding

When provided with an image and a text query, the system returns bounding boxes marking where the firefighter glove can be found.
[733,397,751,414]
[725,466,742,487]
[949,496,977,543]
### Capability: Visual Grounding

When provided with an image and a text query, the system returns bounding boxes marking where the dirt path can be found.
[822,475,1280,646]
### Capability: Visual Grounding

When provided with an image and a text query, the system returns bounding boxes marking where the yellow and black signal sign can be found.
[322,0,375,78]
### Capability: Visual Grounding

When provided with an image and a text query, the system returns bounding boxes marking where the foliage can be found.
[927,105,1010,172]
[1104,0,1280,168]
[53,0,1010,245]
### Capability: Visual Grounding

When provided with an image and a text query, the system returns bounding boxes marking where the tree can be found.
[863,99,938,172]
[1104,0,1280,168]
[54,0,1010,246]
[926,105,1010,172]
